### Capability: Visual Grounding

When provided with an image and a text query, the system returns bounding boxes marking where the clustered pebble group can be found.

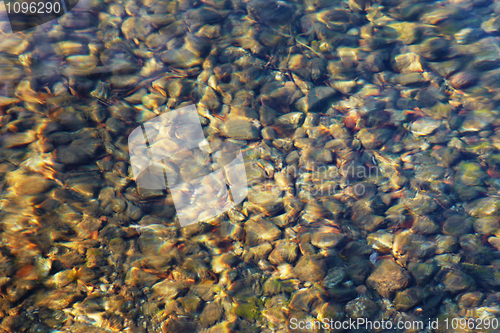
[2,0,500,331]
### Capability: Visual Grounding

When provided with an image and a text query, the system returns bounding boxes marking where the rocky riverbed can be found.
[2,0,500,332]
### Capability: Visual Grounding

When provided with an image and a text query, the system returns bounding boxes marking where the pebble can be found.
[366,260,411,298]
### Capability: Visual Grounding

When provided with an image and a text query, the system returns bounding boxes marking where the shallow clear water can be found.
[1,0,500,332]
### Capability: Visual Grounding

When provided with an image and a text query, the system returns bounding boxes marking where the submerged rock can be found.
[295,87,337,113]
[366,260,411,298]
[293,255,327,282]
[55,139,102,165]
[440,269,475,293]
[394,287,423,311]
[409,118,441,136]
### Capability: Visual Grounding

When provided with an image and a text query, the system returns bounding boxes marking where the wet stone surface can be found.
[2,0,500,331]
